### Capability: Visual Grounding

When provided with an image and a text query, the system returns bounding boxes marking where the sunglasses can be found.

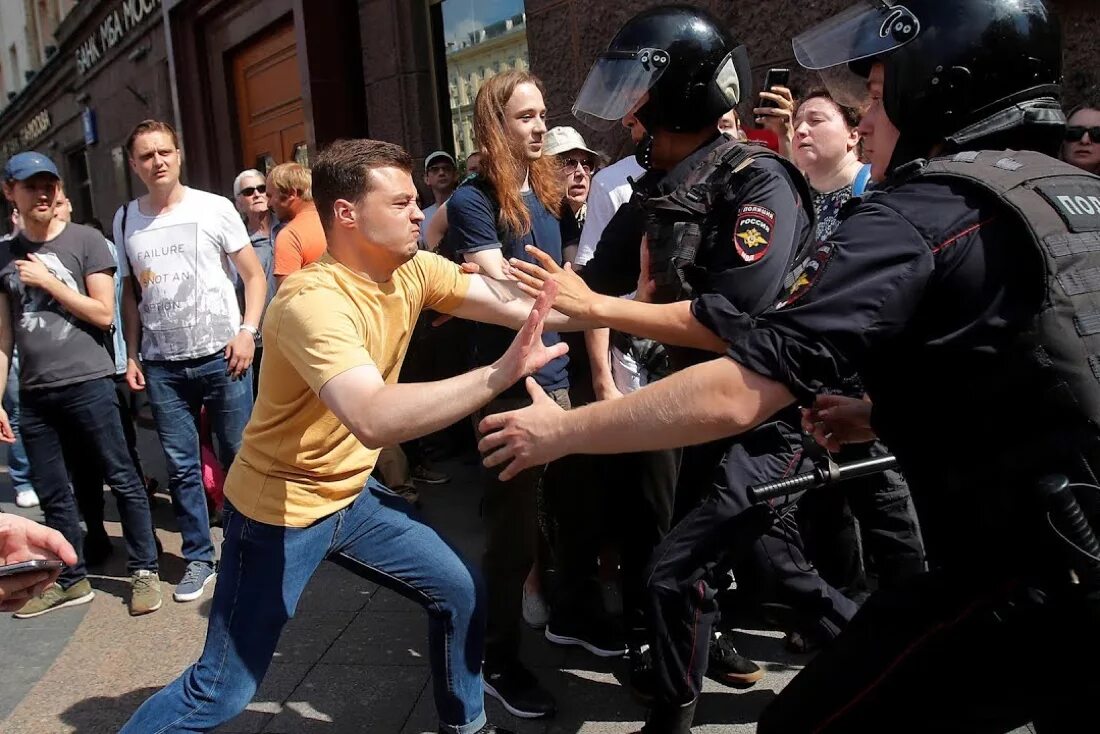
[238,184,266,197]
[560,157,594,174]
[1065,126,1100,143]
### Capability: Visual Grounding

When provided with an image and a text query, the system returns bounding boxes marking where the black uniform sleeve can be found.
[692,200,935,403]
[705,157,808,316]
[578,197,645,297]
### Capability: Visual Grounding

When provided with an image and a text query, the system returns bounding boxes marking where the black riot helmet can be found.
[794,0,1064,170]
[572,5,751,134]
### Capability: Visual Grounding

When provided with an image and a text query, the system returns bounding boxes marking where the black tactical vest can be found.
[642,139,816,306]
[915,150,1100,441]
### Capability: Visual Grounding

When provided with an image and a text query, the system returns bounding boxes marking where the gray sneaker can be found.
[173,561,217,602]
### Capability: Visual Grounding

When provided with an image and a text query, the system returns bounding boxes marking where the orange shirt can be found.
[274,204,327,277]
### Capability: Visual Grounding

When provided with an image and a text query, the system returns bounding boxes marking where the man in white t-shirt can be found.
[114,119,267,604]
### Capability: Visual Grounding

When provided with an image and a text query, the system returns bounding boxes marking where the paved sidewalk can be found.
[0,428,1039,734]
[0,426,806,734]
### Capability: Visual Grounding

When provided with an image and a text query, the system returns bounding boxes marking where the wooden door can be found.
[232,21,307,173]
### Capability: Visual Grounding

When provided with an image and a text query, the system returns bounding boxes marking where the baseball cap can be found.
[3,151,60,181]
[543,126,599,158]
[425,150,456,172]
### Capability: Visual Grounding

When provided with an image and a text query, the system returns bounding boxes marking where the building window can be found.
[438,0,528,170]
[9,45,20,93]
[66,147,93,225]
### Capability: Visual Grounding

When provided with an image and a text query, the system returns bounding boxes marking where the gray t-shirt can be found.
[0,223,117,390]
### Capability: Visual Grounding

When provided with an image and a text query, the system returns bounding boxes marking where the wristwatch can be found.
[239,323,259,339]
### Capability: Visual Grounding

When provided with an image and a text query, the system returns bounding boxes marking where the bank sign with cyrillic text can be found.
[75,0,162,76]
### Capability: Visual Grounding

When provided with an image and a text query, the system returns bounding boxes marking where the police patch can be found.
[777,242,835,310]
[733,204,775,263]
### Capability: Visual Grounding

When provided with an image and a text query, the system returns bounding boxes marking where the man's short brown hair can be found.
[312,139,413,232]
[125,119,180,156]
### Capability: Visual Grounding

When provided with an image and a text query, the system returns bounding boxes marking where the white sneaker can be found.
[521,584,550,629]
[15,488,39,508]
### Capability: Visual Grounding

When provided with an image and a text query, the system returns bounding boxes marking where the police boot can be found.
[634,699,697,734]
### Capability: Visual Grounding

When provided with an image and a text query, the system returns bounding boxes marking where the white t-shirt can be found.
[576,155,647,393]
[113,187,248,361]
[576,155,645,266]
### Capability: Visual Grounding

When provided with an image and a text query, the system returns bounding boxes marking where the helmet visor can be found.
[572,49,671,131]
[792,1,921,71]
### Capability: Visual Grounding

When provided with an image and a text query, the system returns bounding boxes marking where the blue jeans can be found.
[121,480,488,734]
[20,377,159,587]
[3,356,34,494]
[143,352,253,565]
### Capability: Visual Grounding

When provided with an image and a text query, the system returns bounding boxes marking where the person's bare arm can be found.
[121,277,145,391]
[427,203,449,252]
[506,246,726,352]
[478,356,795,480]
[229,244,267,330]
[586,328,622,400]
[441,273,594,332]
[225,244,267,377]
[14,257,114,330]
[320,283,567,449]
[463,249,510,279]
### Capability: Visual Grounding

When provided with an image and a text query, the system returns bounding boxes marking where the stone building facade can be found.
[0,0,1096,233]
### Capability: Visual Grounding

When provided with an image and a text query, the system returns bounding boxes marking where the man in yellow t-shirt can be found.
[122,139,581,734]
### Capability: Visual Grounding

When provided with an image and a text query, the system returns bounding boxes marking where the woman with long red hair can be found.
[445,70,623,720]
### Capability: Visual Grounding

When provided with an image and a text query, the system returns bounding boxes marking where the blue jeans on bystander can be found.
[142,352,253,566]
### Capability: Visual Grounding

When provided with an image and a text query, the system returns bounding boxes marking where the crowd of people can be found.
[2,1,1100,733]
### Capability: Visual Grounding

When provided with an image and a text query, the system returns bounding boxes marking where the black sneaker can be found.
[545,615,628,658]
[483,661,556,719]
[707,631,763,689]
[439,724,515,734]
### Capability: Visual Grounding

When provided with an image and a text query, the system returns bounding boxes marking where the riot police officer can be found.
[564,6,861,733]
[481,0,1100,730]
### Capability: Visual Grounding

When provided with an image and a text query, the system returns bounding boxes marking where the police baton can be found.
[748,454,898,504]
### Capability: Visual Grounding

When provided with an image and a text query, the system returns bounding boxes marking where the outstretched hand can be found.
[478,377,569,481]
[800,394,876,452]
[506,246,599,319]
[497,279,569,386]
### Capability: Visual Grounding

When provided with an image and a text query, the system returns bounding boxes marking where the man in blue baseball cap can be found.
[2,151,60,182]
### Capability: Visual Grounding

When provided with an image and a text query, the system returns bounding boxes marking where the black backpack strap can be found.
[115,202,142,301]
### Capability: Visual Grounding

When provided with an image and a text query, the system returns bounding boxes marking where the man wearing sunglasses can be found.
[1062,104,1100,175]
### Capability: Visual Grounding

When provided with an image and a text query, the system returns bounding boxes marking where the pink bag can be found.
[200,408,225,511]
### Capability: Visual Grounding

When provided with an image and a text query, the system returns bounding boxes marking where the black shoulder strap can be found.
[116,202,142,301]
[711,142,818,265]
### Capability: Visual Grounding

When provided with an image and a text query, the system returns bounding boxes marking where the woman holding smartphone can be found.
[754,68,795,159]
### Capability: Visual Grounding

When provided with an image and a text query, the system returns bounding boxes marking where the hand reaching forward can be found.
[478,377,569,481]
[800,394,876,452]
[506,245,599,319]
[495,279,569,387]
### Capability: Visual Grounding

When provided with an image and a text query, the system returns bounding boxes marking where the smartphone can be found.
[0,559,64,578]
[761,68,791,105]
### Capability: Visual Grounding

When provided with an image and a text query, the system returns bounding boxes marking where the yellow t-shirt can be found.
[224,251,470,527]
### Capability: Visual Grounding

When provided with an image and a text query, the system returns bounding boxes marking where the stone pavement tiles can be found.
[1,445,1040,734]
